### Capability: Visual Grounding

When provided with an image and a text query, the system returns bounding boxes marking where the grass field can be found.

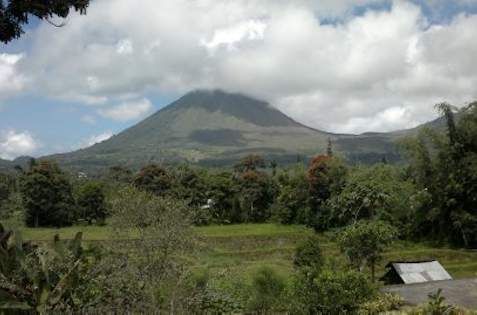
[5,222,477,285]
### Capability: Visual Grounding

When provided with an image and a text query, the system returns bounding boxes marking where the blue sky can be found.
[1,0,477,159]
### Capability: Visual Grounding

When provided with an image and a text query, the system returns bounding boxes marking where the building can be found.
[381,260,452,285]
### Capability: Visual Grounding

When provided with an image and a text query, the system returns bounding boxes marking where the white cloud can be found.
[98,98,153,122]
[116,39,134,55]
[5,0,477,133]
[201,20,267,55]
[0,130,39,160]
[0,53,25,100]
[79,131,114,149]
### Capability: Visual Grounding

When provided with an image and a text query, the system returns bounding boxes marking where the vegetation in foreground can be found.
[1,102,477,313]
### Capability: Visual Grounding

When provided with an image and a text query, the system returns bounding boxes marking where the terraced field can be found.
[9,223,477,284]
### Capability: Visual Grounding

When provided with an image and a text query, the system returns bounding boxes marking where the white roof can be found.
[391,261,452,284]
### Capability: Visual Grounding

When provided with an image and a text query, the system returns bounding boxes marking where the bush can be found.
[294,234,323,275]
[248,266,286,313]
[359,293,404,314]
[292,270,376,315]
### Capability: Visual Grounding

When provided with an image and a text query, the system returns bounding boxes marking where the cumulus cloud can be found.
[98,98,153,122]
[0,53,25,100]
[79,131,114,149]
[0,130,39,160]
[6,0,477,133]
[201,19,267,55]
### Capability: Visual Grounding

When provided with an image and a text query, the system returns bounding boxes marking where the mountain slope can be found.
[47,90,443,171]
[51,90,336,170]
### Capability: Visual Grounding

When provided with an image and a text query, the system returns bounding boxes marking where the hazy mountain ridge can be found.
[3,90,449,172]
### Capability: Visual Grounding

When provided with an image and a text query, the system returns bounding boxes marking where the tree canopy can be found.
[1,0,90,43]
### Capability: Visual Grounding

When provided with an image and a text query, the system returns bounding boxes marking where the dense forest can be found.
[1,102,476,313]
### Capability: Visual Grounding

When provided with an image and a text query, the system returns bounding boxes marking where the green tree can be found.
[337,220,397,282]
[402,101,477,247]
[171,164,207,208]
[0,173,11,212]
[236,170,276,222]
[203,171,237,223]
[20,160,75,227]
[76,181,107,224]
[274,165,311,224]
[133,164,171,196]
[109,186,196,312]
[293,234,323,276]
[1,0,90,43]
[106,165,133,184]
[325,164,418,233]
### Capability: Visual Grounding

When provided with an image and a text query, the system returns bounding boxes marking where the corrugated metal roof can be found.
[391,261,452,284]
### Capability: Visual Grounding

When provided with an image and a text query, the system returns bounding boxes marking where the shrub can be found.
[359,293,404,314]
[292,270,376,315]
[248,266,286,313]
[294,234,323,275]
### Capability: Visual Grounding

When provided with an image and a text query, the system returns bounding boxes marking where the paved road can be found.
[382,278,477,309]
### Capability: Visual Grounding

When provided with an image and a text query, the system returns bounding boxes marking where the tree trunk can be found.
[34,213,39,228]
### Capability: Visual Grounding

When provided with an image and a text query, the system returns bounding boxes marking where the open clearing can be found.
[7,223,477,285]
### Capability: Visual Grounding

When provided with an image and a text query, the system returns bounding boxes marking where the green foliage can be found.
[274,165,311,224]
[325,164,418,233]
[1,0,90,43]
[106,165,133,184]
[247,266,286,313]
[294,234,323,276]
[403,102,477,247]
[358,293,404,314]
[337,220,397,282]
[203,171,236,223]
[20,160,75,227]
[0,223,102,313]
[292,269,375,315]
[236,170,276,222]
[76,181,107,224]
[133,164,172,196]
[109,186,197,312]
[170,164,207,208]
[407,289,465,315]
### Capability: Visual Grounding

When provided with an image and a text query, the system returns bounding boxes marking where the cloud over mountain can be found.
[0,130,39,160]
[4,0,477,133]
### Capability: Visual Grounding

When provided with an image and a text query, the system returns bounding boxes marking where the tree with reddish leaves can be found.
[234,154,265,173]
[307,154,347,230]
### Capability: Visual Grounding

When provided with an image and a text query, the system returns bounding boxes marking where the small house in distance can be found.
[381,260,452,285]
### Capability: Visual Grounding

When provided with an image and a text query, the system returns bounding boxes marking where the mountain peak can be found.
[170,89,297,127]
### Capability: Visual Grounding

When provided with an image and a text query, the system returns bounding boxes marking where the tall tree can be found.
[1,0,90,43]
[403,101,477,247]
[326,138,333,157]
[76,181,107,224]
[20,160,75,227]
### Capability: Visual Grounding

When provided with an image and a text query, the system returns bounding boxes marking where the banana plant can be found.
[0,223,88,313]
